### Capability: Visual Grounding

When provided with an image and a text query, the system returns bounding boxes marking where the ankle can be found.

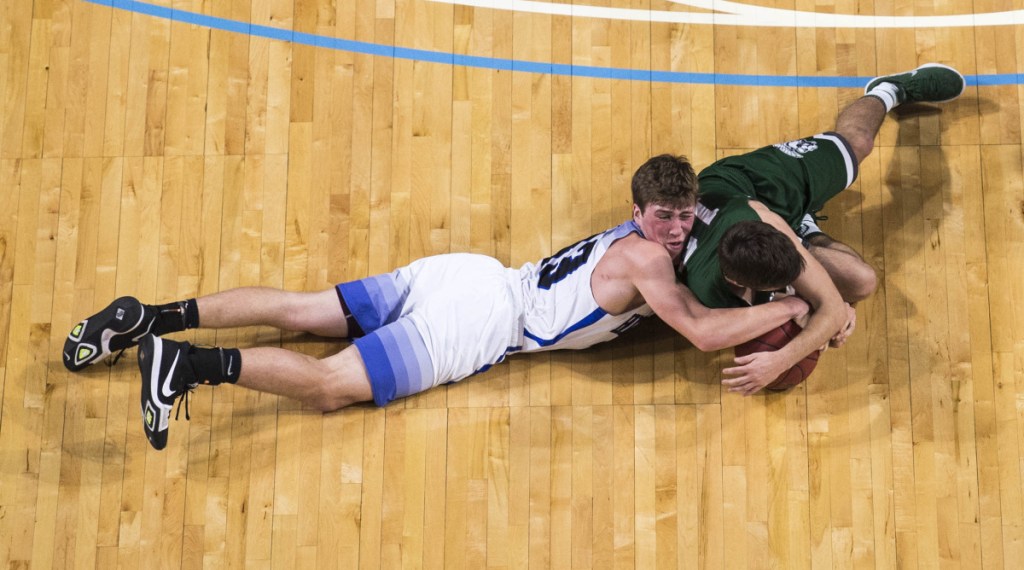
[151,298,201,335]
[865,83,902,112]
[188,346,242,385]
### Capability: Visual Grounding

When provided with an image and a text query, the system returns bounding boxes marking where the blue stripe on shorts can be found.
[352,319,434,407]
[336,272,408,333]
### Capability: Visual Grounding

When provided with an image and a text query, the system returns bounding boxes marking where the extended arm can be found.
[628,242,809,352]
[720,202,848,393]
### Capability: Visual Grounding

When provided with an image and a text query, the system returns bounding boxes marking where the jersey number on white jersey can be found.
[537,235,599,290]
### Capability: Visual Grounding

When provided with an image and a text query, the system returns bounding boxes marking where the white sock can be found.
[866,82,902,112]
[798,213,822,238]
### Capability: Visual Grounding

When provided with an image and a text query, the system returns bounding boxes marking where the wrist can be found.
[786,298,808,319]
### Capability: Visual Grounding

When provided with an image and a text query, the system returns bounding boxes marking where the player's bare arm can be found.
[720,202,848,388]
[752,203,848,349]
[599,236,810,351]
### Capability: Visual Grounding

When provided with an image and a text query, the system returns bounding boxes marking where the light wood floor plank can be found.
[1,0,32,158]
[3,0,1023,567]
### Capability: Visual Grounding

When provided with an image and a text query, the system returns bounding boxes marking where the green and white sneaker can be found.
[865,63,966,106]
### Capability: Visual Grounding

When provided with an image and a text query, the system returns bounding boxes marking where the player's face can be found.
[723,273,783,293]
[633,202,695,261]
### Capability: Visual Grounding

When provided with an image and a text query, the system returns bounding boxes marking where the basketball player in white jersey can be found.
[63,155,808,450]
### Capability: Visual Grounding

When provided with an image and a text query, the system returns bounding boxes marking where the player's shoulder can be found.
[612,231,664,253]
[604,232,672,273]
[745,200,791,232]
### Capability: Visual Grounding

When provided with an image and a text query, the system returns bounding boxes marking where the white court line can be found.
[428,0,1024,28]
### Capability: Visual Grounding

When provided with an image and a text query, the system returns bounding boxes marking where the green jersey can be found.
[680,134,858,308]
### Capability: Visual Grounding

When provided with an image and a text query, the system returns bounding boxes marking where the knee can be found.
[276,292,317,331]
[313,350,374,412]
[274,290,335,334]
[277,290,348,337]
[314,379,355,412]
[844,130,875,164]
[843,263,878,303]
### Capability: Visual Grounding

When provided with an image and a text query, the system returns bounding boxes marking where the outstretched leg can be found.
[236,345,373,411]
[842,62,966,164]
[139,335,373,450]
[64,286,351,371]
[833,96,887,165]
[195,287,350,337]
[783,102,884,303]
[798,63,965,303]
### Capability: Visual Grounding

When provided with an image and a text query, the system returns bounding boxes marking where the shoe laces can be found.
[107,347,128,367]
[174,383,198,421]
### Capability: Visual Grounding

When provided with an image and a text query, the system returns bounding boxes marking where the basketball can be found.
[734,320,820,390]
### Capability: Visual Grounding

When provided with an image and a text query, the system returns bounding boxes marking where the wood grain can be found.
[0,0,1020,567]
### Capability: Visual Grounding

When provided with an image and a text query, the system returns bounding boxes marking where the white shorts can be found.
[336,254,524,406]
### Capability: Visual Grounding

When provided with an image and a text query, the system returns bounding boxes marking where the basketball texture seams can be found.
[734,320,820,390]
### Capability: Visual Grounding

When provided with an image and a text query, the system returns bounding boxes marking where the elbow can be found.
[690,338,714,352]
[690,333,729,353]
[828,305,849,333]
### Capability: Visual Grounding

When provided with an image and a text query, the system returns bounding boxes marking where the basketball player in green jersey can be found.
[679,63,966,395]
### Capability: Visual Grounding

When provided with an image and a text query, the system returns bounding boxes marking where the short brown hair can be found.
[718,220,805,290]
[631,155,698,211]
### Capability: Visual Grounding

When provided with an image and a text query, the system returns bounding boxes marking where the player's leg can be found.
[839,63,966,164]
[139,335,373,450]
[795,65,965,304]
[64,287,352,371]
[832,96,887,165]
[800,231,877,303]
[195,287,350,337]
[138,270,420,449]
[234,345,373,411]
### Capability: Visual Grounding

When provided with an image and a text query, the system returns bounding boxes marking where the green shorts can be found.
[701,131,857,228]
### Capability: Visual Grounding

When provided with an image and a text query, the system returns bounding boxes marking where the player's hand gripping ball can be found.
[734,320,820,390]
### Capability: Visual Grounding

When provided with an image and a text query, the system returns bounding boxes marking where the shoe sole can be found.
[865,63,966,104]
[64,296,149,371]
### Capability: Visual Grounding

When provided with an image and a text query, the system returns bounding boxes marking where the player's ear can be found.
[632,203,642,222]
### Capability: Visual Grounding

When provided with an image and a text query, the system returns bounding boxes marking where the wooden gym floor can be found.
[1,0,1023,567]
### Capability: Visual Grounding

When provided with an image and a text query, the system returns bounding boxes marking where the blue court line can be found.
[87,0,1022,87]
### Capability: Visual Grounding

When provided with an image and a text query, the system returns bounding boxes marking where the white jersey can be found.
[337,220,657,400]
[517,221,654,352]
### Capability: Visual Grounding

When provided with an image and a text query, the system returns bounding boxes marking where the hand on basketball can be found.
[722,350,789,396]
[829,304,857,348]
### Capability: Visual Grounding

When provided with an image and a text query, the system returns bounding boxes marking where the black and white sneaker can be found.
[138,334,197,450]
[64,296,156,371]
